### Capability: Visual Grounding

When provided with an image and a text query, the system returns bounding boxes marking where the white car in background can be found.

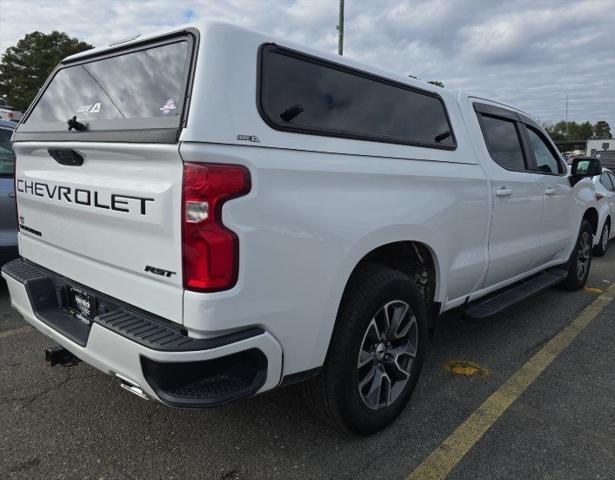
[593,168,615,256]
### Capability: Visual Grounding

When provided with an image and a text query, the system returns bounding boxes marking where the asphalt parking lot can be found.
[1,249,614,480]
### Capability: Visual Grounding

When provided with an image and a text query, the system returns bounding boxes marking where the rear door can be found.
[11,31,197,323]
[0,126,17,251]
[474,106,544,288]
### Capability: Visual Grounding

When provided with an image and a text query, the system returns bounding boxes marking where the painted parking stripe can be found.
[0,325,34,339]
[407,283,615,480]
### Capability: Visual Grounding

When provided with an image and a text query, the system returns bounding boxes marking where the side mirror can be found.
[571,157,601,178]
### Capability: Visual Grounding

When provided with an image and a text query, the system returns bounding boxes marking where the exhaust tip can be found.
[116,373,148,400]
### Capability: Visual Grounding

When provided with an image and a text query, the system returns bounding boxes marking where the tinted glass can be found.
[261,49,455,148]
[526,127,562,174]
[26,41,189,125]
[599,173,612,190]
[0,128,15,176]
[480,115,526,170]
[608,172,615,191]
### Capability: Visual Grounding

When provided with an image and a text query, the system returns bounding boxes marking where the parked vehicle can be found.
[0,100,23,123]
[593,167,615,256]
[1,22,601,435]
[596,150,615,170]
[0,119,17,265]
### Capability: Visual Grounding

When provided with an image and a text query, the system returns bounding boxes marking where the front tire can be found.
[593,221,610,257]
[560,219,593,290]
[303,264,428,435]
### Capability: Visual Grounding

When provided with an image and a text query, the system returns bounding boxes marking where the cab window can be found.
[478,115,527,171]
[526,127,564,174]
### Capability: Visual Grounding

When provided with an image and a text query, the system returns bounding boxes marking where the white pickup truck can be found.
[2,22,601,435]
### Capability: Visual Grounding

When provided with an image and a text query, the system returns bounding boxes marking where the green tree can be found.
[0,31,92,111]
[545,120,594,142]
[594,120,612,139]
[544,121,567,142]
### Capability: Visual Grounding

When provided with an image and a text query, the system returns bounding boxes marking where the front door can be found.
[522,125,575,265]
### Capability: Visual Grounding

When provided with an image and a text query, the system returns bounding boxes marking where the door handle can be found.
[8,192,15,198]
[545,187,556,196]
[495,187,513,197]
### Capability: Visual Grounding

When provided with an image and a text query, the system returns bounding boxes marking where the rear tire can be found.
[560,219,593,291]
[593,220,610,257]
[303,264,428,435]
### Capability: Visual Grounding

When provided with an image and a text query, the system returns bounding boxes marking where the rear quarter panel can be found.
[181,142,489,376]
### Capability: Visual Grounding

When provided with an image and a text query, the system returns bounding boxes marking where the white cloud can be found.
[0,0,613,126]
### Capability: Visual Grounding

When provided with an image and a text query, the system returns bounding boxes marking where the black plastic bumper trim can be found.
[141,349,268,408]
[1,258,264,351]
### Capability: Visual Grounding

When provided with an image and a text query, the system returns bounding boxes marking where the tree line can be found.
[544,120,612,142]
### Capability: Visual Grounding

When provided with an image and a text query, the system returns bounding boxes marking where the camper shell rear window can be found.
[14,30,197,144]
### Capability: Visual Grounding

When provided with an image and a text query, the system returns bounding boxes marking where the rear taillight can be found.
[182,162,251,292]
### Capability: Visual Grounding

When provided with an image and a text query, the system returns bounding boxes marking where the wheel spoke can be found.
[381,305,391,339]
[364,368,384,407]
[358,348,373,368]
[396,314,416,341]
[359,364,377,390]
[366,319,381,344]
[389,342,417,359]
[386,302,410,340]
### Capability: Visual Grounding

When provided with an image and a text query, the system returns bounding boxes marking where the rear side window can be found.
[479,115,526,171]
[259,45,456,149]
[0,128,15,176]
[16,32,195,143]
[526,127,563,174]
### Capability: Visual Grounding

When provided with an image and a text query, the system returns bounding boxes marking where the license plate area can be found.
[65,285,98,321]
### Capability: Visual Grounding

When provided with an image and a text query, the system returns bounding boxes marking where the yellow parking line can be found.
[584,287,604,294]
[407,284,615,480]
[0,325,34,339]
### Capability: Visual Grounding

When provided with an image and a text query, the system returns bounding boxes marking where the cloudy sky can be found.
[0,0,614,127]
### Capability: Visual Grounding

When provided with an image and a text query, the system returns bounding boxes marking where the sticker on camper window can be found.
[76,103,102,114]
[159,98,177,115]
[75,102,102,120]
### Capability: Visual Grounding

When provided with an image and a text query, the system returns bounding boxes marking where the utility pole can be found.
[337,0,344,55]
[565,94,569,139]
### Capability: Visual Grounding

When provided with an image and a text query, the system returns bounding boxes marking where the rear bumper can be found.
[1,258,283,407]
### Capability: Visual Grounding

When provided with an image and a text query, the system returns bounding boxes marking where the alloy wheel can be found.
[576,230,592,281]
[357,300,418,410]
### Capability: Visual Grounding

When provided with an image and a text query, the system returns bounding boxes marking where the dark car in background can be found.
[0,119,17,265]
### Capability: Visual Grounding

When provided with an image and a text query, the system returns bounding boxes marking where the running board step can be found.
[463,269,568,319]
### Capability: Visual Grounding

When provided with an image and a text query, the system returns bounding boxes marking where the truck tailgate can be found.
[13,142,184,323]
